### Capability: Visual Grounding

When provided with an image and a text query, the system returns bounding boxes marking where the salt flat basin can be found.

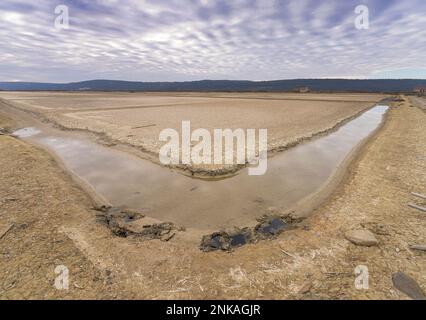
[16,105,388,231]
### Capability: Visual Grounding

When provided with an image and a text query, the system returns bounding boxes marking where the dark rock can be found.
[200,232,230,252]
[229,228,253,248]
[200,215,296,252]
[200,228,255,252]
[392,272,426,300]
[255,216,289,239]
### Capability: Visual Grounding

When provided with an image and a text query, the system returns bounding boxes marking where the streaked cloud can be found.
[0,0,425,82]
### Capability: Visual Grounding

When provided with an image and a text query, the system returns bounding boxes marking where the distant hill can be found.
[1,79,425,93]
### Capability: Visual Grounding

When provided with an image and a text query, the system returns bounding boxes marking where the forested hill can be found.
[1,79,425,93]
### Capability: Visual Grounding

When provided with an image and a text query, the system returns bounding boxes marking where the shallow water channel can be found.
[14,105,389,230]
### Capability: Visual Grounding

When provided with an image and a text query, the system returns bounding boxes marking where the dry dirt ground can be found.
[0,96,425,300]
[0,92,384,175]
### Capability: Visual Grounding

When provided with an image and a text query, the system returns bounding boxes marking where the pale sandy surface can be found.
[0,92,385,173]
[409,96,426,111]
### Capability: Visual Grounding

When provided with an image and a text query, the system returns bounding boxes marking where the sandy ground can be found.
[410,96,426,111]
[0,95,425,299]
[0,113,117,299]
[0,92,385,175]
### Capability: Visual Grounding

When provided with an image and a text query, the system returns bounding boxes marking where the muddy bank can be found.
[0,109,16,133]
[6,103,389,231]
[94,205,184,241]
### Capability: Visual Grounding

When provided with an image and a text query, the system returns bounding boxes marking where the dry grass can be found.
[1,96,425,299]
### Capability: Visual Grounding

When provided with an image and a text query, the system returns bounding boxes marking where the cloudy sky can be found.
[1,0,425,82]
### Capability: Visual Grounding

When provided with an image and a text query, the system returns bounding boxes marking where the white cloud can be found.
[0,0,425,82]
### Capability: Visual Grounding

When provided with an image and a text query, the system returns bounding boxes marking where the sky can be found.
[0,0,425,82]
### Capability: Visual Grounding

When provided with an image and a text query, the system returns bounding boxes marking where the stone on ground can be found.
[345,229,379,247]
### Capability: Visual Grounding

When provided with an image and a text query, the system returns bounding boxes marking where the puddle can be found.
[16,105,388,231]
[12,127,41,138]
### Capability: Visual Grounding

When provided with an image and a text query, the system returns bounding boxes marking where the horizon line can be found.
[2,78,426,84]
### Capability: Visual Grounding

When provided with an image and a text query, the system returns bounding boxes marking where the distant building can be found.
[414,86,426,96]
[295,86,310,93]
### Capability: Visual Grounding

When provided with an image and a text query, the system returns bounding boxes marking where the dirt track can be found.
[0,96,425,299]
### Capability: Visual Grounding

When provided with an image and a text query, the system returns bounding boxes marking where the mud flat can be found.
[0,92,385,175]
[1,96,425,299]
[9,102,388,231]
